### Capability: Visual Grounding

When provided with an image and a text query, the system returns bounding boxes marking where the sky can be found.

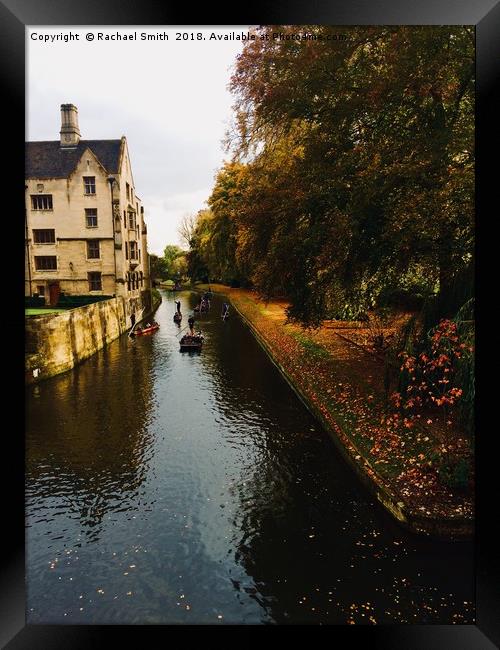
[27,26,248,254]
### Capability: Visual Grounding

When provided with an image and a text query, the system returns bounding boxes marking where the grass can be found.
[25,308,66,315]
[290,331,331,360]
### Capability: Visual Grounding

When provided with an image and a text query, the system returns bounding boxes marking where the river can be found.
[25,290,474,624]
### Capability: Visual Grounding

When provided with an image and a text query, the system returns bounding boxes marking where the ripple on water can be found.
[26,290,474,624]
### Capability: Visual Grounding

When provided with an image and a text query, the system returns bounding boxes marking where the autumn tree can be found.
[205,161,250,285]
[227,26,474,324]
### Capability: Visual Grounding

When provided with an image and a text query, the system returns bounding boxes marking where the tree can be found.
[178,213,197,248]
[163,244,185,279]
[149,254,168,282]
[172,254,188,279]
[185,210,213,282]
[225,26,474,324]
[206,162,249,284]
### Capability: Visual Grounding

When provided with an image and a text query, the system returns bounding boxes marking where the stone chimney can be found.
[60,104,81,147]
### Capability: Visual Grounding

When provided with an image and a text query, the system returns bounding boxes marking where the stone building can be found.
[25,104,151,322]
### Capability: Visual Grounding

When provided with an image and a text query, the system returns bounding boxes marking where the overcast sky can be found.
[27,26,247,254]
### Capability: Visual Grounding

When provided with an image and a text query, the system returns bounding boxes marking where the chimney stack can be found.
[60,104,81,147]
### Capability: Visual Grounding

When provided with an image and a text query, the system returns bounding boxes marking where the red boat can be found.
[135,323,160,336]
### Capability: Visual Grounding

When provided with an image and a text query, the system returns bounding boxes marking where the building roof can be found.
[25,139,123,179]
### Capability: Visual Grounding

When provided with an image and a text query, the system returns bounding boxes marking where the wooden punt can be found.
[179,333,204,351]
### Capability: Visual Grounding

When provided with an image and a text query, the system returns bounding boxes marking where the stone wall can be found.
[25,294,150,385]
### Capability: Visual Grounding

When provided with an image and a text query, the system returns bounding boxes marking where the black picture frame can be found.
[3,0,497,646]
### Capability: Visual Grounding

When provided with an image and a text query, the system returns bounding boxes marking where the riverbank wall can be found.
[25,290,160,385]
[195,284,473,541]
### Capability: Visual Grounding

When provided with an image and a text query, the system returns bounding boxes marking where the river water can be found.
[26,290,474,624]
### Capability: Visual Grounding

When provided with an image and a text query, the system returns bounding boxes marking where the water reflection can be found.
[188,298,474,624]
[25,290,474,624]
[27,337,156,541]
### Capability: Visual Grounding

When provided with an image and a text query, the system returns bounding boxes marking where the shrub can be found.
[152,288,162,304]
[25,296,45,308]
[453,299,475,435]
[429,450,472,491]
[391,319,472,429]
[366,307,394,351]
[378,288,427,311]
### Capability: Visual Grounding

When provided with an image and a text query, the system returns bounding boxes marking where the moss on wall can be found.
[25,295,144,384]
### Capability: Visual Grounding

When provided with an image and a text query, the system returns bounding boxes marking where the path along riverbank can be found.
[195,284,473,540]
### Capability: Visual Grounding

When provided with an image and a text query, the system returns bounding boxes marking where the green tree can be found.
[149,254,168,282]
[163,244,185,279]
[172,254,188,279]
[186,210,213,282]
